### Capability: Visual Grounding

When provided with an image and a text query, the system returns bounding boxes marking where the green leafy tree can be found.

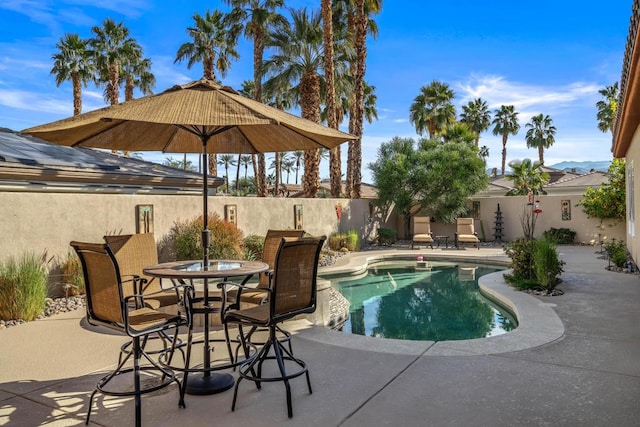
[577,158,626,223]
[492,105,520,176]
[369,137,417,235]
[525,113,556,165]
[596,82,619,134]
[411,138,489,223]
[370,136,489,237]
[460,97,491,147]
[50,33,95,116]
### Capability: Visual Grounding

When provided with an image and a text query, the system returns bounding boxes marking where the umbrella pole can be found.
[201,137,210,266]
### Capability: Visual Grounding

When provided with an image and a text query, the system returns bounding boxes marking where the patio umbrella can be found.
[22,78,355,263]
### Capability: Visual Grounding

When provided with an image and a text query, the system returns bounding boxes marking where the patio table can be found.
[144,259,268,395]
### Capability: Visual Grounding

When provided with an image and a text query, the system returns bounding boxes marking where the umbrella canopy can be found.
[22,79,353,154]
[22,78,355,263]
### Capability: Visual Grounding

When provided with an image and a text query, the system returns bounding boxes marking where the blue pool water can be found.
[328,262,517,341]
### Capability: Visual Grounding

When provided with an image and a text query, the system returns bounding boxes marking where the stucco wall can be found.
[624,124,640,264]
[392,194,625,245]
[0,191,373,262]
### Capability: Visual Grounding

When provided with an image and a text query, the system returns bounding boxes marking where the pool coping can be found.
[298,249,565,356]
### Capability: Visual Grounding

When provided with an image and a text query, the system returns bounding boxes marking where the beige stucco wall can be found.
[624,124,640,264]
[0,191,372,263]
[390,194,625,245]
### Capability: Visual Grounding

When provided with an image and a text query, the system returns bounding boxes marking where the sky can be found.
[0,0,633,184]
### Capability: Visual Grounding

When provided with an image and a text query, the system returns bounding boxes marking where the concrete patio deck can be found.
[1,245,639,426]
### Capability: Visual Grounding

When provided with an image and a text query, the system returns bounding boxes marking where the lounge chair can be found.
[455,218,480,249]
[412,216,434,249]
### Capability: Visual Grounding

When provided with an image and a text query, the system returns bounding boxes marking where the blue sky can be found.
[0,0,632,183]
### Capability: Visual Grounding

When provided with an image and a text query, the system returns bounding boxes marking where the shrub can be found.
[503,238,537,280]
[243,234,265,260]
[534,238,565,292]
[328,232,348,251]
[0,252,49,321]
[604,239,627,268]
[328,230,360,251]
[168,214,245,261]
[377,227,397,245]
[542,227,576,244]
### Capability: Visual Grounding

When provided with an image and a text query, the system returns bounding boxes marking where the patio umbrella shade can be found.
[22,78,354,262]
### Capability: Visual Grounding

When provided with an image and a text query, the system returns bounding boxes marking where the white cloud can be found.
[0,89,70,114]
[455,74,600,114]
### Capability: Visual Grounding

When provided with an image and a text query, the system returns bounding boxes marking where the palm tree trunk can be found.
[352,0,367,198]
[257,154,267,196]
[323,0,341,198]
[300,72,321,197]
[235,154,241,192]
[501,135,508,176]
[72,73,82,116]
[539,146,544,165]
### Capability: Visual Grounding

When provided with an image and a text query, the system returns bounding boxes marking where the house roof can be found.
[0,130,222,194]
[613,2,640,158]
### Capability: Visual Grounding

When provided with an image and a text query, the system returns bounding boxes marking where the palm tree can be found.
[89,18,140,106]
[122,56,155,102]
[441,122,476,145]
[218,154,237,192]
[175,9,240,176]
[409,80,456,139]
[50,33,94,116]
[224,0,286,197]
[479,145,489,166]
[525,113,556,165]
[291,150,304,184]
[281,156,295,183]
[492,105,520,176]
[262,79,295,197]
[263,8,324,197]
[460,97,491,147]
[596,82,619,134]
[505,158,550,196]
[175,9,239,81]
[239,154,253,182]
[322,0,340,197]
[346,0,382,198]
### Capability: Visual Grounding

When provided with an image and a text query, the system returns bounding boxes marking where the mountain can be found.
[548,160,611,174]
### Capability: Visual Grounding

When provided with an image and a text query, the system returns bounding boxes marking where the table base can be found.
[185,373,234,395]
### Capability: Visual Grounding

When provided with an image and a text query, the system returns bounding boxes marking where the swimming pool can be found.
[328,262,517,341]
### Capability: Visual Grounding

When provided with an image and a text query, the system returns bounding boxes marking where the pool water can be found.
[330,262,517,341]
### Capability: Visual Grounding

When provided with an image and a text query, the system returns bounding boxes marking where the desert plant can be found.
[345,229,359,251]
[0,252,49,321]
[534,238,565,292]
[377,227,397,245]
[604,239,627,268]
[58,251,85,296]
[543,227,576,244]
[169,214,245,261]
[328,232,348,251]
